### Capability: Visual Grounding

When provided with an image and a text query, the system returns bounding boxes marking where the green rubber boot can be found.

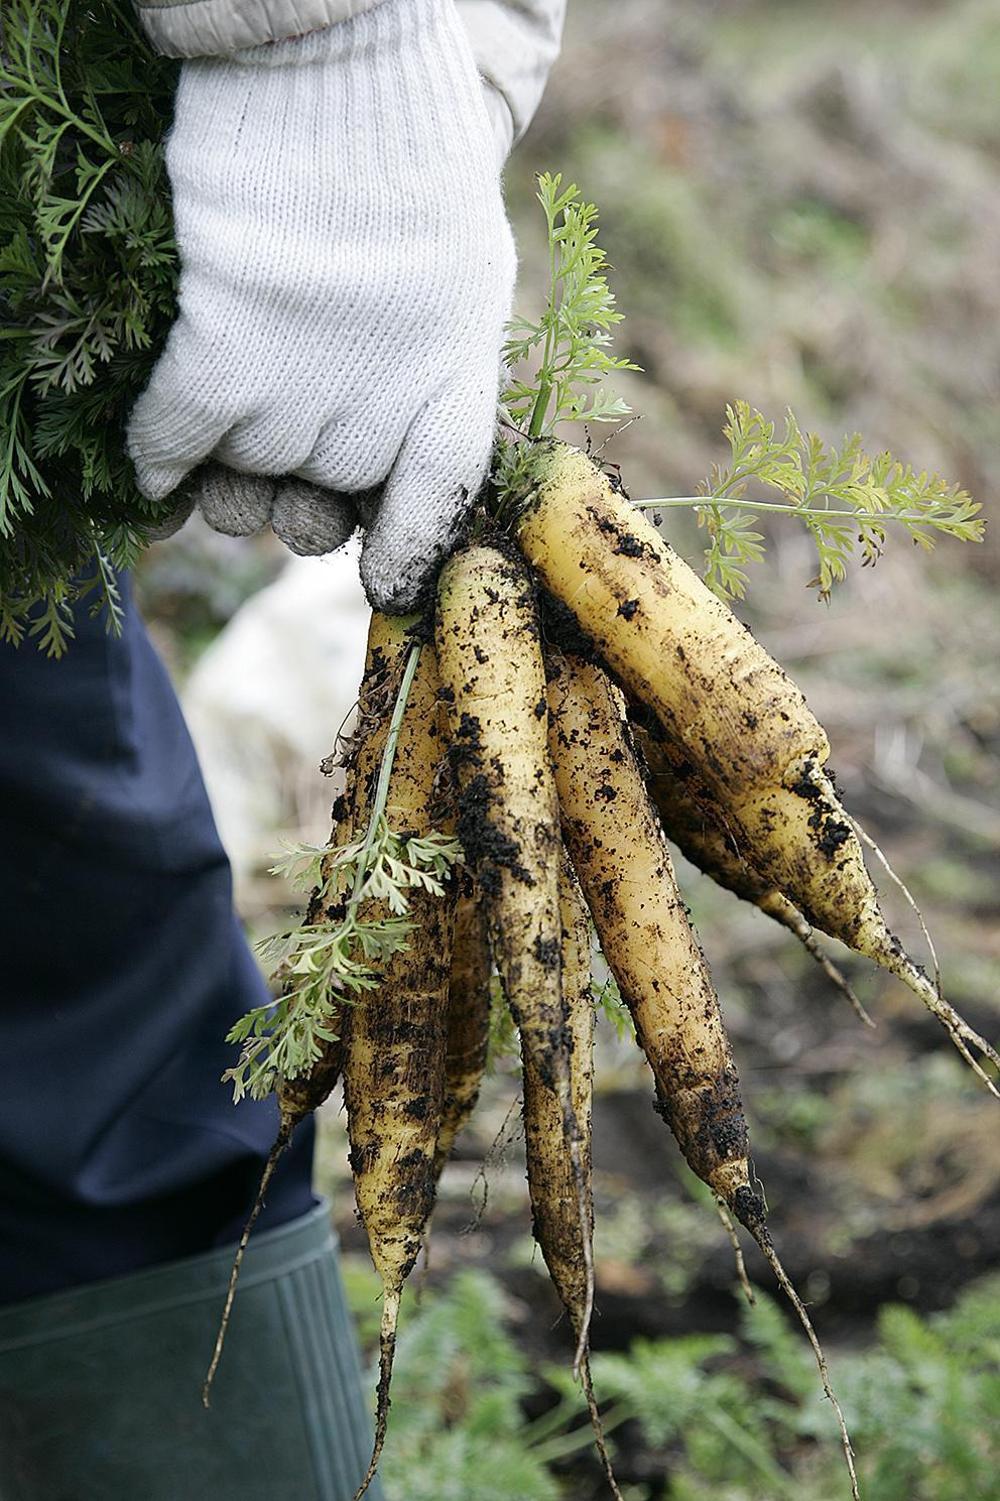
[0,1201,384,1501]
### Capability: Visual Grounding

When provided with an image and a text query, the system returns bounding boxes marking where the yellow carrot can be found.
[342,633,456,1499]
[545,646,764,1235]
[520,441,997,1088]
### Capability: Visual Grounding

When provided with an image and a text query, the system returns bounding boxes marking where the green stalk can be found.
[348,637,422,909]
[635,496,957,527]
[41,156,117,284]
[527,380,553,438]
[6,77,117,157]
[526,187,563,439]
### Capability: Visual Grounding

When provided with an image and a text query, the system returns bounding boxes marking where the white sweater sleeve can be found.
[455,0,566,149]
[136,0,565,132]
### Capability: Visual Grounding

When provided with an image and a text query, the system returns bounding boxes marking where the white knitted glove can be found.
[127,0,516,612]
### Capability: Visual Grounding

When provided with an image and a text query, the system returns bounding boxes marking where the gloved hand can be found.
[127,0,516,613]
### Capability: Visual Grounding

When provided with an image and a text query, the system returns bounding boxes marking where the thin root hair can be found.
[753,1230,860,1501]
[203,1121,292,1405]
[715,1196,755,1307]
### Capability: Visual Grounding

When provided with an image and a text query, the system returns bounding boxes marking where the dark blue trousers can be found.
[0,580,315,1304]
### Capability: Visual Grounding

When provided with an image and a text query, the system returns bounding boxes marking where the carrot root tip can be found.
[353,1285,401,1501]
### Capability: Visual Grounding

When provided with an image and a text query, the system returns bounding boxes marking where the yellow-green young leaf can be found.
[501,173,639,440]
[637,399,983,599]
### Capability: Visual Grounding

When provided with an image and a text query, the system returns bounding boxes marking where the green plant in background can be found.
[0,0,179,653]
[526,128,746,348]
[345,1264,1000,1501]
[364,1270,563,1501]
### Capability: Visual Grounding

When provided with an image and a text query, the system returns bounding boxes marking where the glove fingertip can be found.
[197,465,275,537]
[271,481,358,557]
[359,500,466,615]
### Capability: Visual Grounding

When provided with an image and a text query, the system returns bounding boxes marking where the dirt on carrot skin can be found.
[545,646,766,1236]
[522,444,1000,1091]
[343,897,452,1281]
[435,878,493,1175]
[435,543,568,1093]
[341,631,457,1499]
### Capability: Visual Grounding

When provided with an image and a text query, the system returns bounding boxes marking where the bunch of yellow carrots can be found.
[237,441,999,1499]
